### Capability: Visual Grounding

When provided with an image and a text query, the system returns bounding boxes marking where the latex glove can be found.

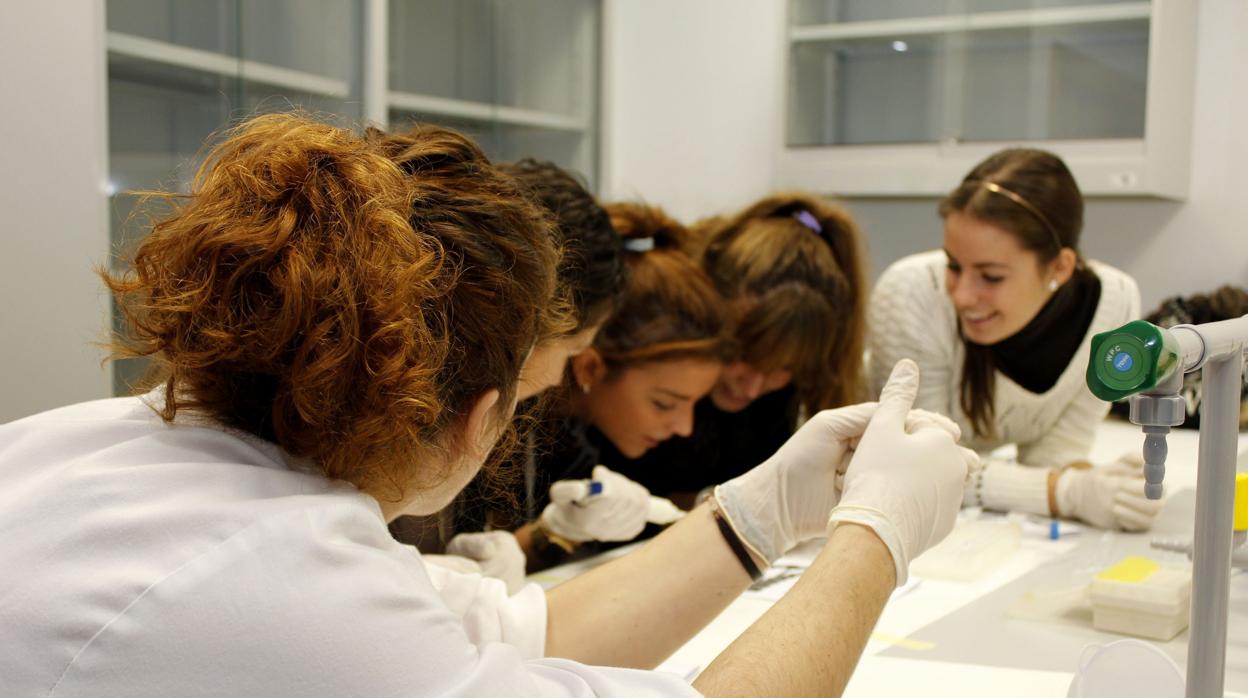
[715,361,963,565]
[445,530,528,594]
[1055,454,1164,531]
[828,359,979,586]
[540,465,650,543]
[422,554,482,576]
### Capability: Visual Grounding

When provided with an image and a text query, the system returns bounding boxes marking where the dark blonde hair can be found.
[698,192,868,412]
[939,147,1085,438]
[105,113,558,502]
[596,203,735,372]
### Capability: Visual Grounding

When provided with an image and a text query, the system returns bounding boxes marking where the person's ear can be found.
[1050,247,1078,286]
[462,389,501,460]
[570,348,607,393]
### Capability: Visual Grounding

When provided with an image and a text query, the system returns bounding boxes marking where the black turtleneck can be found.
[986,267,1101,394]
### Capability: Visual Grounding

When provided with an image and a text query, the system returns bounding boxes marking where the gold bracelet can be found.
[534,519,579,555]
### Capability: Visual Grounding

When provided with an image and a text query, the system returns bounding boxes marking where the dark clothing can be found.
[599,386,799,500]
[393,387,799,562]
[991,268,1102,394]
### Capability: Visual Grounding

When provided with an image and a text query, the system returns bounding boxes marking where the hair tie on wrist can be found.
[709,498,764,581]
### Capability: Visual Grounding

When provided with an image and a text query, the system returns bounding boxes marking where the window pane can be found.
[792,0,1147,25]
[107,0,237,54]
[789,35,946,146]
[958,20,1148,141]
[389,0,495,102]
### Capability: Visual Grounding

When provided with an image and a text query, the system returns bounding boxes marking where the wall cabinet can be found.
[106,0,601,394]
[778,0,1195,198]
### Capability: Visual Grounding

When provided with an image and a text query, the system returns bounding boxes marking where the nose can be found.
[670,403,696,438]
[949,272,977,310]
[741,371,766,400]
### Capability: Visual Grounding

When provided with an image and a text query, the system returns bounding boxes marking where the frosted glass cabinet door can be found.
[106,0,364,394]
[107,0,237,54]
[789,35,947,146]
[389,0,496,103]
[238,0,364,119]
[959,20,1147,142]
[388,0,600,186]
[792,0,1147,23]
[788,0,1153,146]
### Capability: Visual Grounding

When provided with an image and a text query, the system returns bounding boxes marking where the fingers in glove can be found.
[1114,450,1145,468]
[808,402,877,439]
[960,447,982,481]
[445,534,493,560]
[905,408,961,441]
[424,554,483,575]
[1113,501,1162,531]
[1114,487,1165,513]
[867,359,920,437]
[549,478,591,505]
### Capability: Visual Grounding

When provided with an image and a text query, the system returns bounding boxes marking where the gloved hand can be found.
[714,359,963,565]
[540,465,650,543]
[422,554,482,576]
[445,530,528,594]
[828,359,979,586]
[1055,453,1164,531]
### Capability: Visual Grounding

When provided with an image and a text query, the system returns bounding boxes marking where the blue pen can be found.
[570,480,604,507]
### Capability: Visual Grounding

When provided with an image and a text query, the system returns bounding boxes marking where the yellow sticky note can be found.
[1234,473,1248,532]
[1096,556,1160,583]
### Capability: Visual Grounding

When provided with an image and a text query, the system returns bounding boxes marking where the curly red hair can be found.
[105,113,558,501]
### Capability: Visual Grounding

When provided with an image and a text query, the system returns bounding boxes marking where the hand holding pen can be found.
[540,465,654,543]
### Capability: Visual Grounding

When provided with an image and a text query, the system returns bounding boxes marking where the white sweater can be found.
[0,395,697,697]
[868,250,1140,515]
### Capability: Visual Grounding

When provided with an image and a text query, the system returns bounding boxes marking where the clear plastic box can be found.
[1088,556,1191,641]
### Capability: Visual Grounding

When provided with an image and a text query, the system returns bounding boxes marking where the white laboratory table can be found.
[530,419,1248,697]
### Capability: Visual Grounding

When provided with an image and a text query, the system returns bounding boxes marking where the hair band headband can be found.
[982,181,1063,252]
[792,210,823,234]
[622,237,655,252]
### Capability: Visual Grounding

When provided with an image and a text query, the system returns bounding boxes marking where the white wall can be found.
[0,5,111,422]
[601,0,783,222]
[604,0,1248,312]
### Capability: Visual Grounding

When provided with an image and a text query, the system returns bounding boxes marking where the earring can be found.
[1049,279,1058,292]
[580,383,590,395]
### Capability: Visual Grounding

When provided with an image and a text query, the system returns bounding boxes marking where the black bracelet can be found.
[711,505,764,582]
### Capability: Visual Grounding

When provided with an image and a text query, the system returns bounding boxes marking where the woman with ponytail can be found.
[512,202,737,569]
[597,192,870,509]
[0,116,977,695]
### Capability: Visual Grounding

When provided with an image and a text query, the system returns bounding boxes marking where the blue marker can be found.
[569,479,604,506]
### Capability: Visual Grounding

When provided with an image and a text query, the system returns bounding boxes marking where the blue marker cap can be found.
[588,480,604,496]
[1049,519,1060,540]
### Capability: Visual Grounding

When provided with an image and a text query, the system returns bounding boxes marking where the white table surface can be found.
[532,419,1248,696]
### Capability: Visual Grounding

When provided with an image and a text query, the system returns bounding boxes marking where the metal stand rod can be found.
[1187,352,1243,698]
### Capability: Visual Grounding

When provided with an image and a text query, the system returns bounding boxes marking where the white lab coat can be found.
[0,394,699,697]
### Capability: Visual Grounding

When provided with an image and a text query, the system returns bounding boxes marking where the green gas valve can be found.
[1086,320,1181,401]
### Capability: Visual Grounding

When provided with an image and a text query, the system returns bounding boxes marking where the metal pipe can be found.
[1186,351,1243,698]
[1171,314,1248,372]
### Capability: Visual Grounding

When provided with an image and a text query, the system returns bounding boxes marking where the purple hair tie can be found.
[793,210,823,234]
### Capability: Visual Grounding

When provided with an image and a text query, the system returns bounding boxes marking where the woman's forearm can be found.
[544,502,754,668]
[693,523,895,698]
